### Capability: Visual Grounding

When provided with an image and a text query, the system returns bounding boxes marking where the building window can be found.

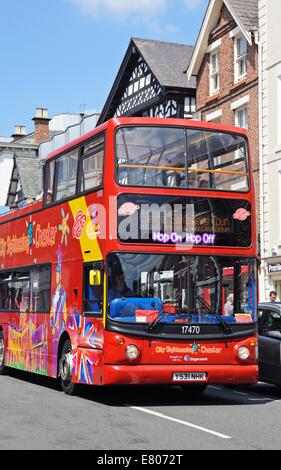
[235,106,248,129]
[277,72,281,146]
[233,105,248,190]
[276,168,281,239]
[234,35,247,83]
[210,50,220,95]
[184,96,196,117]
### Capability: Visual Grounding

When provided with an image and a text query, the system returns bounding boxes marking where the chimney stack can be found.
[32,107,51,143]
[11,125,27,141]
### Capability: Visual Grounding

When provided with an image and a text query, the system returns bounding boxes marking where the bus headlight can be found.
[125,344,139,360]
[237,346,250,360]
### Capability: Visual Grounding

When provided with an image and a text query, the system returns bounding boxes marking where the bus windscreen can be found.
[116,126,249,192]
[107,253,257,325]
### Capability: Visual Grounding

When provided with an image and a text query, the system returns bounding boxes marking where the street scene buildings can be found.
[0,0,280,299]
[2,0,281,452]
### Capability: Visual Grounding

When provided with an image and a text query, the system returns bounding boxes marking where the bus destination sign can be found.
[117,194,251,248]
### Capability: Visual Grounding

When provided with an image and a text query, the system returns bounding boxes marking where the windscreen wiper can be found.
[195,295,231,334]
[146,293,182,331]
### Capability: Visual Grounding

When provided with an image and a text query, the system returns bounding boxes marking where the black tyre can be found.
[0,331,6,375]
[180,383,207,395]
[59,339,78,395]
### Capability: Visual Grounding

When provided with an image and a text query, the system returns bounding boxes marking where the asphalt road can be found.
[1,368,281,451]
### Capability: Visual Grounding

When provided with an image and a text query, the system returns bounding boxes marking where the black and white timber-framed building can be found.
[97,37,196,125]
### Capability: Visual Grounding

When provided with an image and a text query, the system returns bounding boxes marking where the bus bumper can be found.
[102,364,258,386]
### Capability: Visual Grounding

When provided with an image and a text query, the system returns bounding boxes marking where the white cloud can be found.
[68,0,168,18]
[182,0,203,9]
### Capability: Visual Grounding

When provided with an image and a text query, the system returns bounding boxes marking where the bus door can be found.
[83,262,104,316]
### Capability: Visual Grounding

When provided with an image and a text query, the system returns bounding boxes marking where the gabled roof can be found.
[133,38,195,89]
[97,37,195,125]
[16,154,40,199]
[226,0,258,32]
[187,0,258,79]
[6,153,40,206]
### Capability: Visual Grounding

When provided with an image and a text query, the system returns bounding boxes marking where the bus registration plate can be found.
[173,372,207,381]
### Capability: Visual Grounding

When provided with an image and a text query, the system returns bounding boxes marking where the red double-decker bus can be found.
[0,117,258,394]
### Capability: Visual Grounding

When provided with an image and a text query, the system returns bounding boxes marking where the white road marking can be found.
[248,397,274,401]
[129,406,232,440]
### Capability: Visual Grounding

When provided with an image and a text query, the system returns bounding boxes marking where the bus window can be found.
[0,270,30,311]
[0,273,9,310]
[115,126,249,192]
[83,263,103,315]
[116,127,185,188]
[31,266,51,312]
[0,266,51,312]
[54,149,79,202]
[44,159,55,205]
[186,130,248,191]
[13,270,30,311]
[78,135,104,193]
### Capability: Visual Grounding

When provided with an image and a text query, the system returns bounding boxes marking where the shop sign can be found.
[268,263,281,274]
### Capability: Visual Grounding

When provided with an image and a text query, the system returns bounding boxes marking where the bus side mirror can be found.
[89,269,101,286]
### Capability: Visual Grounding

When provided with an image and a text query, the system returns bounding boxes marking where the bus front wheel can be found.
[0,331,6,375]
[59,339,78,395]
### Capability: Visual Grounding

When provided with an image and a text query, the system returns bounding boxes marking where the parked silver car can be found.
[258,302,281,387]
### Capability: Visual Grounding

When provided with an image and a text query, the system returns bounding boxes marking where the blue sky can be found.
[0,0,208,137]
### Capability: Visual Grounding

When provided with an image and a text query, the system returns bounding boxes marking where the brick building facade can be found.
[187,0,259,234]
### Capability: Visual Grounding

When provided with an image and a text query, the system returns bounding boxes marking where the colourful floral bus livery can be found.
[72,210,87,239]
[0,117,258,394]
